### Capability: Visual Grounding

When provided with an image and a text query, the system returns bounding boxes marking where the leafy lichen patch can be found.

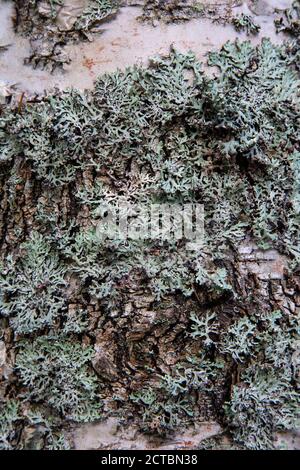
[0,38,299,449]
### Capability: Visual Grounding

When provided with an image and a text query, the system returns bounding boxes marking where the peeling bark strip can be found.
[0,39,299,450]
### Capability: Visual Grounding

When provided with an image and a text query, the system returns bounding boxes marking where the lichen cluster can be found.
[6,1,268,72]
[0,39,299,449]
[231,13,260,35]
[274,0,300,37]
[11,0,121,71]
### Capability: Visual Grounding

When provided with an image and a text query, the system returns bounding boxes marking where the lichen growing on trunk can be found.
[0,38,299,449]
[10,0,122,71]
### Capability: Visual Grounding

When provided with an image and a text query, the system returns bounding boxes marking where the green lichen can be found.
[0,400,20,450]
[0,232,67,334]
[16,336,101,422]
[75,0,120,31]
[231,14,260,36]
[0,38,299,449]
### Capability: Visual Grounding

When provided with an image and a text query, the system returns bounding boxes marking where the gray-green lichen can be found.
[0,38,299,449]
[231,13,260,35]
